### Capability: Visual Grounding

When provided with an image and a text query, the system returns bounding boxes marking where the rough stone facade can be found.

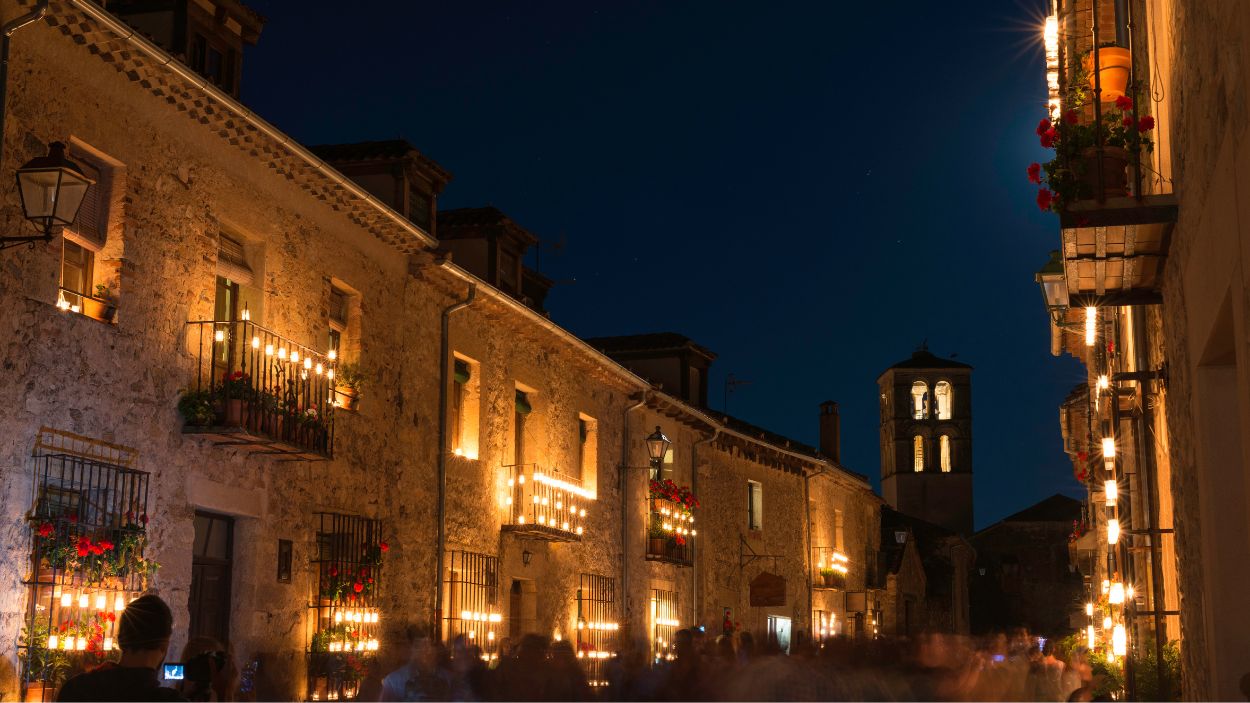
[0,2,888,699]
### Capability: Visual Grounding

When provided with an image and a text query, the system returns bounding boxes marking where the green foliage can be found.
[19,621,73,687]
[177,389,216,426]
[335,363,366,398]
[1134,638,1182,702]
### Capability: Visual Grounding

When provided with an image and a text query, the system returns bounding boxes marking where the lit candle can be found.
[103,637,113,651]
[215,329,225,343]
[1108,518,1121,545]
[328,349,337,361]
[95,594,107,610]
[291,351,300,364]
[1104,479,1118,506]
[115,594,126,611]
[1112,624,1127,656]
[78,593,89,609]
[60,593,72,608]
[1084,307,1097,346]
[47,635,58,649]
[76,637,87,650]
[1085,602,1094,617]
[265,344,274,356]
[252,336,260,349]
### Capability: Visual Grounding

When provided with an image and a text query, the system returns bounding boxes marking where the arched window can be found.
[935,381,953,420]
[940,435,952,472]
[913,435,925,472]
[910,381,929,420]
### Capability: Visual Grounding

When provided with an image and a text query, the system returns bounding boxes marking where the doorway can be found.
[766,615,792,653]
[189,512,234,645]
[508,578,537,639]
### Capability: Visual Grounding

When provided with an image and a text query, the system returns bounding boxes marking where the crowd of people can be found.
[52,594,1117,702]
[381,626,1112,702]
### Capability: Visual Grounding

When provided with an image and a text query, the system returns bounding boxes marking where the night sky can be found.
[242,0,1085,529]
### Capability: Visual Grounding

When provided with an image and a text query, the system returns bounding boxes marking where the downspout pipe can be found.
[619,393,647,629]
[0,1,49,165]
[690,428,720,628]
[435,283,476,638]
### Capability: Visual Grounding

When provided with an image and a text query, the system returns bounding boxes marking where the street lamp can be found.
[8,142,93,250]
[645,426,670,478]
[1035,250,1070,323]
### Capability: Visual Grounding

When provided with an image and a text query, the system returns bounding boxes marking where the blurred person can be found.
[175,636,238,702]
[379,626,450,701]
[58,594,186,702]
[544,639,590,701]
[491,633,550,701]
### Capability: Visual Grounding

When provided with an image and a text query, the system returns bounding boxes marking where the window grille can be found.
[575,574,618,688]
[444,550,501,661]
[306,512,384,702]
[650,588,679,664]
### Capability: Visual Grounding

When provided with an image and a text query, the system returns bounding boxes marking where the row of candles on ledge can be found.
[657,506,696,537]
[332,608,379,624]
[325,639,379,652]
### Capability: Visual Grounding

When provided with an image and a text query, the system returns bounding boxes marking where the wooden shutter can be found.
[217,233,254,285]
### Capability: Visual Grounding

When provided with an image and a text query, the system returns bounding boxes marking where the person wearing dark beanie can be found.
[58,594,187,702]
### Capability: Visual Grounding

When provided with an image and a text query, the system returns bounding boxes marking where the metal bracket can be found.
[0,233,51,251]
[739,534,783,571]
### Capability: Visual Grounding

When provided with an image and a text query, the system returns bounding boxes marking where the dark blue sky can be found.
[243,0,1085,529]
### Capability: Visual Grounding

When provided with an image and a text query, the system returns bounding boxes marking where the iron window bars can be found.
[307,512,384,702]
[185,319,336,459]
[650,588,680,665]
[20,453,152,703]
[500,464,590,542]
[645,496,694,566]
[443,550,501,661]
[575,574,619,688]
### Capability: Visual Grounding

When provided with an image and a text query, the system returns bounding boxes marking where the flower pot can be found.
[648,537,666,556]
[1084,47,1132,101]
[223,399,245,427]
[23,682,48,703]
[821,573,835,588]
[80,297,117,324]
[336,387,359,411]
[1079,146,1130,200]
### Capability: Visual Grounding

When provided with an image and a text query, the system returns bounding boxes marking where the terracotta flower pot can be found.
[648,537,666,556]
[23,682,48,703]
[1085,46,1132,101]
[223,399,245,427]
[80,297,117,324]
[1079,146,1130,200]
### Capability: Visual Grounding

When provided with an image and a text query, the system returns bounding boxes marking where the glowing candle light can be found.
[328,349,337,361]
[115,594,126,611]
[304,357,312,370]
[103,636,113,651]
[76,637,87,651]
[214,329,225,343]
[60,593,72,608]
[1105,479,1118,507]
[95,594,107,610]
[1102,437,1116,459]
[265,343,274,356]
[1108,518,1121,545]
[78,593,89,609]
[1112,624,1127,656]
[1084,307,1097,346]
[1086,625,1095,648]
[251,336,260,349]
[278,348,287,360]
[47,635,58,649]
[290,351,299,364]
[1103,616,1112,630]
[1110,582,1125,605]
[1085,602,1094,617]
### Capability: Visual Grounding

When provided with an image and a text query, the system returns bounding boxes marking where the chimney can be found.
[819,401,840,463]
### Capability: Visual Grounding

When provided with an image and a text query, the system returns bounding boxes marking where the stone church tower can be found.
[878,347,974,535]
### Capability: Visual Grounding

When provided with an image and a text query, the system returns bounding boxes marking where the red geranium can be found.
[674,535,686,547]
[99,540,114,551]
[379,541,389,552]
[1137,115,1155,132]
[1063,109,1079,125]
[1114,95,1134,111]
[367,577,374,585]
[1027,162,1042,184]
[140,514,149,525]
[353,581,364,593]
[1036,118,1052,136]
[329,565,339,577]
[1037,189,1056,211]
[37,522,54,538]
[1122,115,1134,128]
[1040,128,1058,148]
[69,513,79,524]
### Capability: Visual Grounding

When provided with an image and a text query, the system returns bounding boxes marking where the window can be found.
[834,508,845,551]
[513,389,531,465]
[409,186,432,232]
[328,286,348,357]
[911,381,929,419]
[578,415,598,485]
[190,512,234,645]
[214,276,240,364]
[935,381,953,420]
[940,435,952,472]
[499,250,519,295]
[59,240,94,309]
[451,356,480,459]
[68,156,104,246]
[747,481,763,530]
[452,359,468,452]
[913,435,925,472]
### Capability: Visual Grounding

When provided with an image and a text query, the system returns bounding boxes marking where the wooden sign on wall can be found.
[749,571,787,607]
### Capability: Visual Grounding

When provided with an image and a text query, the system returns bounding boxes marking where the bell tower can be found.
[877,346,974,535]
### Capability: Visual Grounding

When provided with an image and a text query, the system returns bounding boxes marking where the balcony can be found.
[645,497,695,566]
[500,464,591,542]
[183,320,336,460]
[813,547,849,590]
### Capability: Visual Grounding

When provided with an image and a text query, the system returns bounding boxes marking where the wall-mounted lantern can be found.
[645,426,670,478]
[7,142,93,251]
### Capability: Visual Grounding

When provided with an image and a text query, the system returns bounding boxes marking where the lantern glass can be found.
[16,142,93,231]
[645,426,670,464]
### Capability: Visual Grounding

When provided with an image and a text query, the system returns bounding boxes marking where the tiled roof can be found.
[585,332,717,361]
[886,349,972,371]
[437,206,538,245]
[999,494,1083,524]
[310,139,452,183]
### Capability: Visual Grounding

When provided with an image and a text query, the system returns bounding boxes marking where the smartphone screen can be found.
[163,663,185,681]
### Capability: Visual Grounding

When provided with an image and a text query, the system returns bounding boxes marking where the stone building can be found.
[969,494,1084,637]
[879,508,973,637]
[1030,0,1250,696]
[0,1,883,699]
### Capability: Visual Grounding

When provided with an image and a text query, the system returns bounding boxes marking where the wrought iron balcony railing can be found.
[501,464,591,542]
[645,497,694,566]
[184,320,336,460]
